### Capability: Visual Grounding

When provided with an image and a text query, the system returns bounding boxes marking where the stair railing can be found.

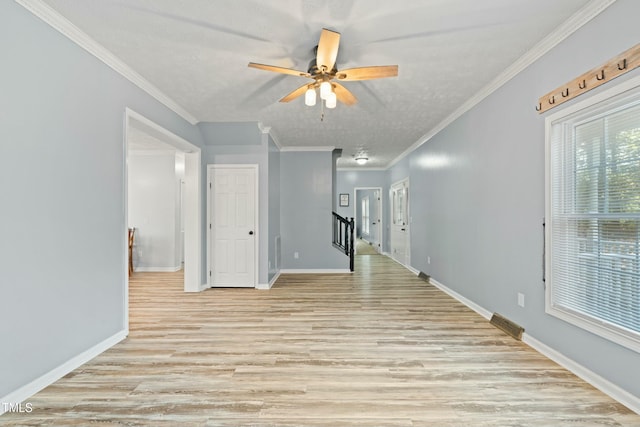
[332,212,355,272]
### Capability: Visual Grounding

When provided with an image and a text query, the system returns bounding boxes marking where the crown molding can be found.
[387,0,616,169]
[280,146,336,152]
[337,167,387,172]
[16,0,199,125]
[257,122,283,150]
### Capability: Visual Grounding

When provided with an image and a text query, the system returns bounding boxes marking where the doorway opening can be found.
[354,187,383,255]
[124,108,202,331]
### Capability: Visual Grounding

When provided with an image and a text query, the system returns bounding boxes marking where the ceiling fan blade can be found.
[280,84,311,103]
[316,28,340,72]
[336,65,398,81]
[333,83,358,106]
[248,62,310,78]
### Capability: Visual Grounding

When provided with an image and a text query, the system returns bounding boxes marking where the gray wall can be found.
[388,0,640,398]
[281,151,348,270]
[128,152,181,271]
[0,1,204,399]
[268,136,281,281]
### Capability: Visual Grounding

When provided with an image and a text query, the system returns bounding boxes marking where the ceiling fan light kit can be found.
[248,28,398,114]
[325,91,337,109]
[305,87,317,106]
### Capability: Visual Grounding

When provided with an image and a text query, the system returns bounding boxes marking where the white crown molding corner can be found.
[0,330,127,414]
[258,122,283,150]
[257,122,271,134]
[269,131,283,150]
[386,0,616,170]
[16,0,199,126]
[280,146,336,152]
[337,167,388,172]
[523,333,640,415]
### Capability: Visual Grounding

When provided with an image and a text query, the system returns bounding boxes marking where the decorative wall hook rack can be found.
[536,42,640,114]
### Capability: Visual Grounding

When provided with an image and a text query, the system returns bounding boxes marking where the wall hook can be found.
[562,88,570,98]
[535,102,542,112]
[578,79,587,89]
[618,59,627,70]
[596,69,605,80]
[549,96,555,105]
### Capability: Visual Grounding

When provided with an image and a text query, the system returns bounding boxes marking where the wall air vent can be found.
[490,313,524,341]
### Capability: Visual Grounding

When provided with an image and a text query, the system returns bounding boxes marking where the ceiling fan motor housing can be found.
[307,57,337,77]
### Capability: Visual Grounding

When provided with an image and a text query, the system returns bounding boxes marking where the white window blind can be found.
[546,77,640,352]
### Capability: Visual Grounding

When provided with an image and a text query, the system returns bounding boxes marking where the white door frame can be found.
[124,108,202,332]
[206,164,259,288]
[353,187,383,253]
[389,178,410,267]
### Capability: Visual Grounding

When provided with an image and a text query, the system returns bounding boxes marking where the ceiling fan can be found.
[248,28,398,109]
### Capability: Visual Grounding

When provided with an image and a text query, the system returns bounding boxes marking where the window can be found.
[362,197,370,235]
[546,76,640,352]
[392,186,406,225]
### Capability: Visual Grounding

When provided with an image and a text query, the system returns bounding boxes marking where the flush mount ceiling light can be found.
[248,28,398,118]
[355,156,369,165]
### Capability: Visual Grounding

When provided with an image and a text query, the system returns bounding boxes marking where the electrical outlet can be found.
[427,256,431,265]
[518,293,525,308]
[294,252,299,259]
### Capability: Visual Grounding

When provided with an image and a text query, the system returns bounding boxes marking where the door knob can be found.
[249,231,254,235]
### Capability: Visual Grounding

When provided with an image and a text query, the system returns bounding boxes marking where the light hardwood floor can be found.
[3,255,639,426]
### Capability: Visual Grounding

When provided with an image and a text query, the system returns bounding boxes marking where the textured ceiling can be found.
[43,0,592,167]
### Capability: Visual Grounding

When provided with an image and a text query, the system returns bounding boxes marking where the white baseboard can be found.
[428,277,492,320]
[0,330,127,415]
[279,269,352,274]
[406,265,419,275]
[256,271,281,290]
[185,283,209,293]
[523,334,640,415]
[134,266,181,272]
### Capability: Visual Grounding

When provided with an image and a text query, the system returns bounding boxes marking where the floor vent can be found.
[490,313,524,340]
[418,271,430,282]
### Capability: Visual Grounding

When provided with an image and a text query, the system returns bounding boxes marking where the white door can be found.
[390,179,410,266]
[208,165,257,287]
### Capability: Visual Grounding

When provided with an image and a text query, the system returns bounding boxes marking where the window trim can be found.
[545,74,640,354]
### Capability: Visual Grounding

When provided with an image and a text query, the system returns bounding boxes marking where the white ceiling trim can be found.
[387,0,616,169]
[16,0,199,125]
[258,122,283,150]
[128,149,176,156]
[337,167,388,172]
[280,146,336,152]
